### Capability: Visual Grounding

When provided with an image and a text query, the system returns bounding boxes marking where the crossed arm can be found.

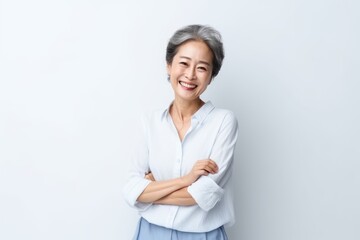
[136,159,218,206]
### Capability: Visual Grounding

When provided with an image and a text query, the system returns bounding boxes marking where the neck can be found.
[171,98,205,121]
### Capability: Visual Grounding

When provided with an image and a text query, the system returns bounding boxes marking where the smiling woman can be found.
[123,25,238,240]
[168,41,213,103]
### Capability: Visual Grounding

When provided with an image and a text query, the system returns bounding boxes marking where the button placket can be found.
[173,141,182,177]
[170,141,182,228]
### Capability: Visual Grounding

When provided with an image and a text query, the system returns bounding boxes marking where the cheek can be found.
[174,67,185,75]
[170,75,179,86]
[201,74,212,85]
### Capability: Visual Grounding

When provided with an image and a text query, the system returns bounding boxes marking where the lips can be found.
[179,81,197,89]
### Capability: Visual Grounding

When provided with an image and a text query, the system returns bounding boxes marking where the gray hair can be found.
[166,24,224,78]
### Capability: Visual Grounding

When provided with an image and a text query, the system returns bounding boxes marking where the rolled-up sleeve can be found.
[123,115,152,211]
[123,173,152,211]
[188,111,238,211]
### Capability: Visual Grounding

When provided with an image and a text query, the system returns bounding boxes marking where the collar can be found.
[161,101,215,125]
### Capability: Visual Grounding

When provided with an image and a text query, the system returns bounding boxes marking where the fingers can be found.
[184,159,219,185]
[195,159,218,174]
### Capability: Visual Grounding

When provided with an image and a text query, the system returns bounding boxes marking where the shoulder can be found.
[139,108,167,126]
[205,106,238,141]
[210,107,238,126]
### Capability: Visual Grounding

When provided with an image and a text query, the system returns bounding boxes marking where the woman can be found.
[123,24,238,239]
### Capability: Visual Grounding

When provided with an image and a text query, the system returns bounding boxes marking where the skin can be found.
[136,40,219,206]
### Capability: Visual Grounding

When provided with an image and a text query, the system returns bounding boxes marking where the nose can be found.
[185,66,196,80]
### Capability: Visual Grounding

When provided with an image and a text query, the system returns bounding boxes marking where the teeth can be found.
[180,81,196,89]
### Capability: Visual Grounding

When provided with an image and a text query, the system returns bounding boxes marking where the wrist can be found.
[181,175,194,186]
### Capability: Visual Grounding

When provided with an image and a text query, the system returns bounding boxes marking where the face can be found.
[167,40,213,102]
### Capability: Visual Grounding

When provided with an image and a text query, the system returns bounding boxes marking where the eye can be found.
[197,66,207,72]
[179,61,188,66]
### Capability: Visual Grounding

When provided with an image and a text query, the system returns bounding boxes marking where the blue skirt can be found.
[133,217,228,240]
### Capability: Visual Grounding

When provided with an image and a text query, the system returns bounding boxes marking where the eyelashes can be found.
[179,62,208,72]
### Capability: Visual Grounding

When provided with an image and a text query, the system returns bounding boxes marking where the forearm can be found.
[138,159,218,204]
[154,187,196,206]
[137,177,190,203]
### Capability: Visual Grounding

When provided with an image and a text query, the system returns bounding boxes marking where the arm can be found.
[138,159,218,204]
[144,174,195,205]
[122,115,153,210]
[136,177,190,203]
[187,112,238,211]
[154,187,196,206]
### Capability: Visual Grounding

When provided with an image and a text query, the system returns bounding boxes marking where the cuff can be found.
[187,176,225,211]
[123,177,152,211]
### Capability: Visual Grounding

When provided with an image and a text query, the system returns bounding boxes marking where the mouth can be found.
[179,81,197,89]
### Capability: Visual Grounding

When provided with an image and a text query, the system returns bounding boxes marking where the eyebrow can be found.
[179,56,211,66]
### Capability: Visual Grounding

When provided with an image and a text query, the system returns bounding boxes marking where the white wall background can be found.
[1,0,359,239]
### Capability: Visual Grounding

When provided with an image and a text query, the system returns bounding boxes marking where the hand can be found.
[183,159,218,185]
[145,172,155,181]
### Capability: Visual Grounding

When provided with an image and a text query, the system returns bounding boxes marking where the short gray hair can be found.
[166,24,224,78]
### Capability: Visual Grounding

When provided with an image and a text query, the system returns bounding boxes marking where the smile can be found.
[179,81,197,89]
